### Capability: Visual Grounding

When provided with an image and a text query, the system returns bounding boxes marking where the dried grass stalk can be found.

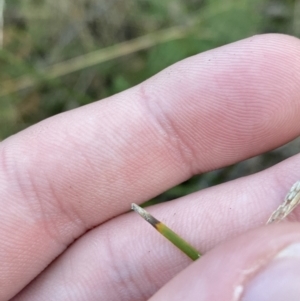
[0,0,5,48]
[267,180,300,224]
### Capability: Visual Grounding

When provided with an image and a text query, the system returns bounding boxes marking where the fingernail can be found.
[241,243,300,301]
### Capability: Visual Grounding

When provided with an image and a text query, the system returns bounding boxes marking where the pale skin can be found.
[2,34,300,300]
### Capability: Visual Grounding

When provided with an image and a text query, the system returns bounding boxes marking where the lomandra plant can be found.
[132,180,300,260]
[132,203,201,261]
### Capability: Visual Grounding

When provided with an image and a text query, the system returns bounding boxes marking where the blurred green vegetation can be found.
[0,0,299,204]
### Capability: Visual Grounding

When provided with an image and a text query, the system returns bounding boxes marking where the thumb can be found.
[150,222,300,301]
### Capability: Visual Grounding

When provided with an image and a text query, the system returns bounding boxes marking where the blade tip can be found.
[131,203,146,216]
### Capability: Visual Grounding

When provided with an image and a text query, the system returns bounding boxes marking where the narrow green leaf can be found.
[131,203,201,261]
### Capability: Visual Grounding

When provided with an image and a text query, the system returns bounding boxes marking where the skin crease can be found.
[1,33,300,300]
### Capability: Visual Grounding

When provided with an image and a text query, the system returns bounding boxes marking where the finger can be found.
[150,223,300,301]
[12,154,300,301]
[3,33,300,300]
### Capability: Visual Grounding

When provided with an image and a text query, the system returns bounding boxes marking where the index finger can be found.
[1,34,300,300]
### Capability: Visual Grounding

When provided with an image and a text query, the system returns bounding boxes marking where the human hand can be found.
[2,34,300,301]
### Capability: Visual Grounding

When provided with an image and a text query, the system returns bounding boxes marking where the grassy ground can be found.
[0,0,299,203]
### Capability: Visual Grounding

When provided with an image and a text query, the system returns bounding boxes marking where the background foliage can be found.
[1,0,299,205]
